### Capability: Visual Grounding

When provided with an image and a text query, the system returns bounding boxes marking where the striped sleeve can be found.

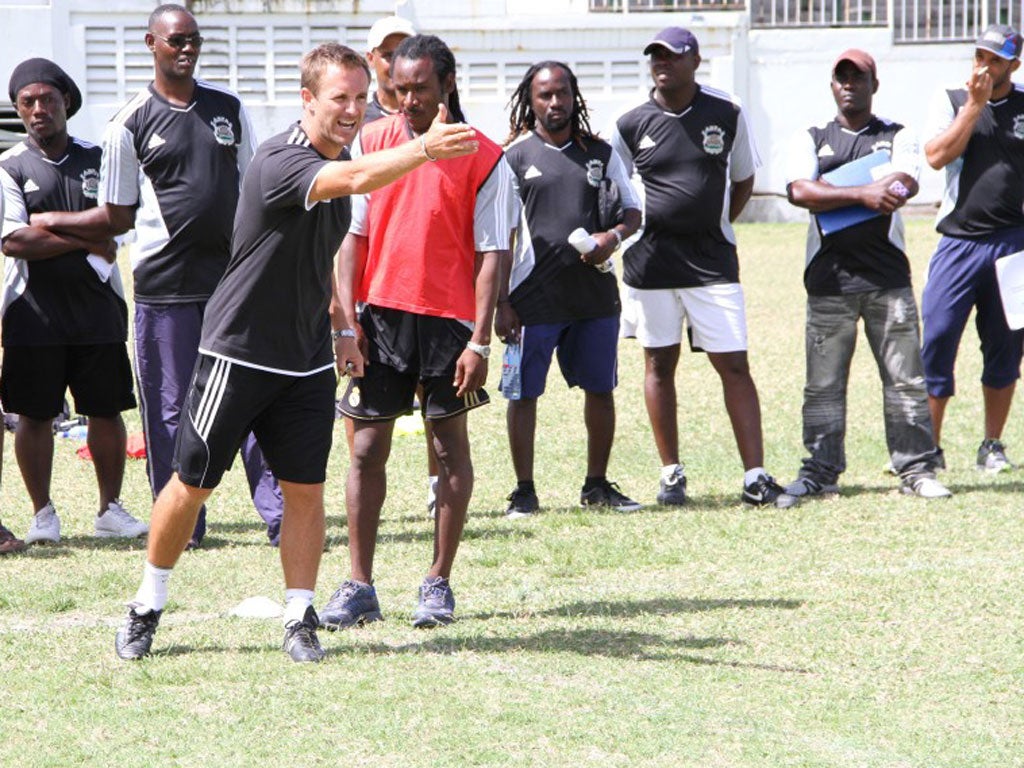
[473,155,514,252]
[98,120,141,207]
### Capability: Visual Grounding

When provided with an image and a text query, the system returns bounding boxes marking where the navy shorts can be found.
[174,354,335,488]
[515,315,620,400]
[0,343,136,420]
[337,305,489,422]
[921,229,1024,397]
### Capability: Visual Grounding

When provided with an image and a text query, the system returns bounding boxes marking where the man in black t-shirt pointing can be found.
[113,43,479,663]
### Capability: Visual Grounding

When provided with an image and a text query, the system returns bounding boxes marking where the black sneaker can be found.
[115,603,162,660]
[319,580,383,631]
[505,486,539,519]
[283,605,326,663]
[580,480,642,512]
[656,465,687,505]
[412,576,456,628]
[742,474,798,509]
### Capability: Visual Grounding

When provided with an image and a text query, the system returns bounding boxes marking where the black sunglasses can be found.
[155,33,204,50]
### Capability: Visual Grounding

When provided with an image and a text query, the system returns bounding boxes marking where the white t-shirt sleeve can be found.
[784,130,820,184]
[98,122,141,206]
[890,126,921,181]
[924,88,956,143]
[607,121,634,177]
[236,102,258,181]
[346,134,368,236]
[607,148,640,210]
[0,167,29,240]
[473,156,515,251]
[730,106,761,181]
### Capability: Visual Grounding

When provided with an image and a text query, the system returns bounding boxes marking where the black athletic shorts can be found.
[0,343,136,420]
[173,354,335,488]
[338,305,489,422]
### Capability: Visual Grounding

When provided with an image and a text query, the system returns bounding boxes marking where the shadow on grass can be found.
[467,596,804,622]
[344,628,810,672]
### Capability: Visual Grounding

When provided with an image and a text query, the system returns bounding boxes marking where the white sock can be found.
[661,463,682,482]
[744,467,767,486]
[427,475,438,500]
[134,561,171,613]
[283,589,315,627]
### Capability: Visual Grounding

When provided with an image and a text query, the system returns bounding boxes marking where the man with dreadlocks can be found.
[325,34,514,629]
[497,62,642,519]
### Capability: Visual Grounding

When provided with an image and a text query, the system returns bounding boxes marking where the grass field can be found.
[1,220,1021,767]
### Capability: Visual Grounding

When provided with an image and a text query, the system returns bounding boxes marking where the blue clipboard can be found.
[816,150,892,235]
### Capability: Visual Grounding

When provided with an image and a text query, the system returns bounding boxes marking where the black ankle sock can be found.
[583,476,606,491]
[517,480,535,493]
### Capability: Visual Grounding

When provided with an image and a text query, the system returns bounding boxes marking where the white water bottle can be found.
[500,342,522,400]
[568,227,613,273]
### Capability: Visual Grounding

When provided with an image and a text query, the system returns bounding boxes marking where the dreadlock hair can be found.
[505,61,596,148]
[393,34,466,123]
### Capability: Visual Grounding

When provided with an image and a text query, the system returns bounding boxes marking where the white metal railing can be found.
[589,0,746,11]
[893,0,1022,42]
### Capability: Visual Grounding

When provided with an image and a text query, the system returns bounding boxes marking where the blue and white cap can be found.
[975,23,1023,60]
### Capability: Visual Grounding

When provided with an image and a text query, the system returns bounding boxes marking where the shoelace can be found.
[421,581,449,605]
[126,612,157,642]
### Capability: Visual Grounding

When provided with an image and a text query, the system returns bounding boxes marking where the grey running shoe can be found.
[656,465,687,505]
[24,502,60,545]
[976,439,1013,473]
[283,605,326,663]
[505,487,539,519]
[784,476,839,497]
[412,576,456,628]
[94,500,148,539]
[580,480,642,512]
[742,474,799,509]
[901,476,952,499]
[319,580,383,631]
[115,603,162,660]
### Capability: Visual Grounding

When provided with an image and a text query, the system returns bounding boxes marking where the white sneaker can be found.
[24,502,60,544]
[95,500,149,538]
[900,476,952,499]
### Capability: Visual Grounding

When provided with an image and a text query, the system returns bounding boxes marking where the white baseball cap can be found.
[367,16,416,51]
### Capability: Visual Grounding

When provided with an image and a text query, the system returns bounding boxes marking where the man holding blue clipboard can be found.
[782,49,949,499]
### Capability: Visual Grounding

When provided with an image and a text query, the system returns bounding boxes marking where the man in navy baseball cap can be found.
[643,27,700,57]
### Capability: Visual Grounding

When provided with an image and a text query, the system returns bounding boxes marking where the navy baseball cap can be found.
[644,27,699,57]
[975,23,1023,60]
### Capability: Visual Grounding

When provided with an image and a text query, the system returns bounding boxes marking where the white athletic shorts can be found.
[620,283,748,352]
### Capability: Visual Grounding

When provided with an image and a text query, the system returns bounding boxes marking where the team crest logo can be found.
[585,159,605,188]
[80,168,100,199]
[1013,115,1024,140]
[210,116,236,146]
[348,386,361,408]
[701,125,726,155]
[869,140,892,154]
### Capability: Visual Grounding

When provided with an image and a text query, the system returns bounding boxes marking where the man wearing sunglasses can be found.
[96,3,284,548]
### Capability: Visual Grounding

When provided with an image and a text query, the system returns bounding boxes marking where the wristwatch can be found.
[332,328,356,341]
[466,341,490,359]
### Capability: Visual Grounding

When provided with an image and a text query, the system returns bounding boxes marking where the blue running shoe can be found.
[412,576,456,628]
[319,580,383,631]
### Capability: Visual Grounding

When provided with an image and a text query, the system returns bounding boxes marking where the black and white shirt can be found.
[0,139,127,346]
[505,132,639,324]
[609,86,759,289]
[99,80,256,304]
[786,116,918,296]
[198,124,350,376]
[926,83,1024,237]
